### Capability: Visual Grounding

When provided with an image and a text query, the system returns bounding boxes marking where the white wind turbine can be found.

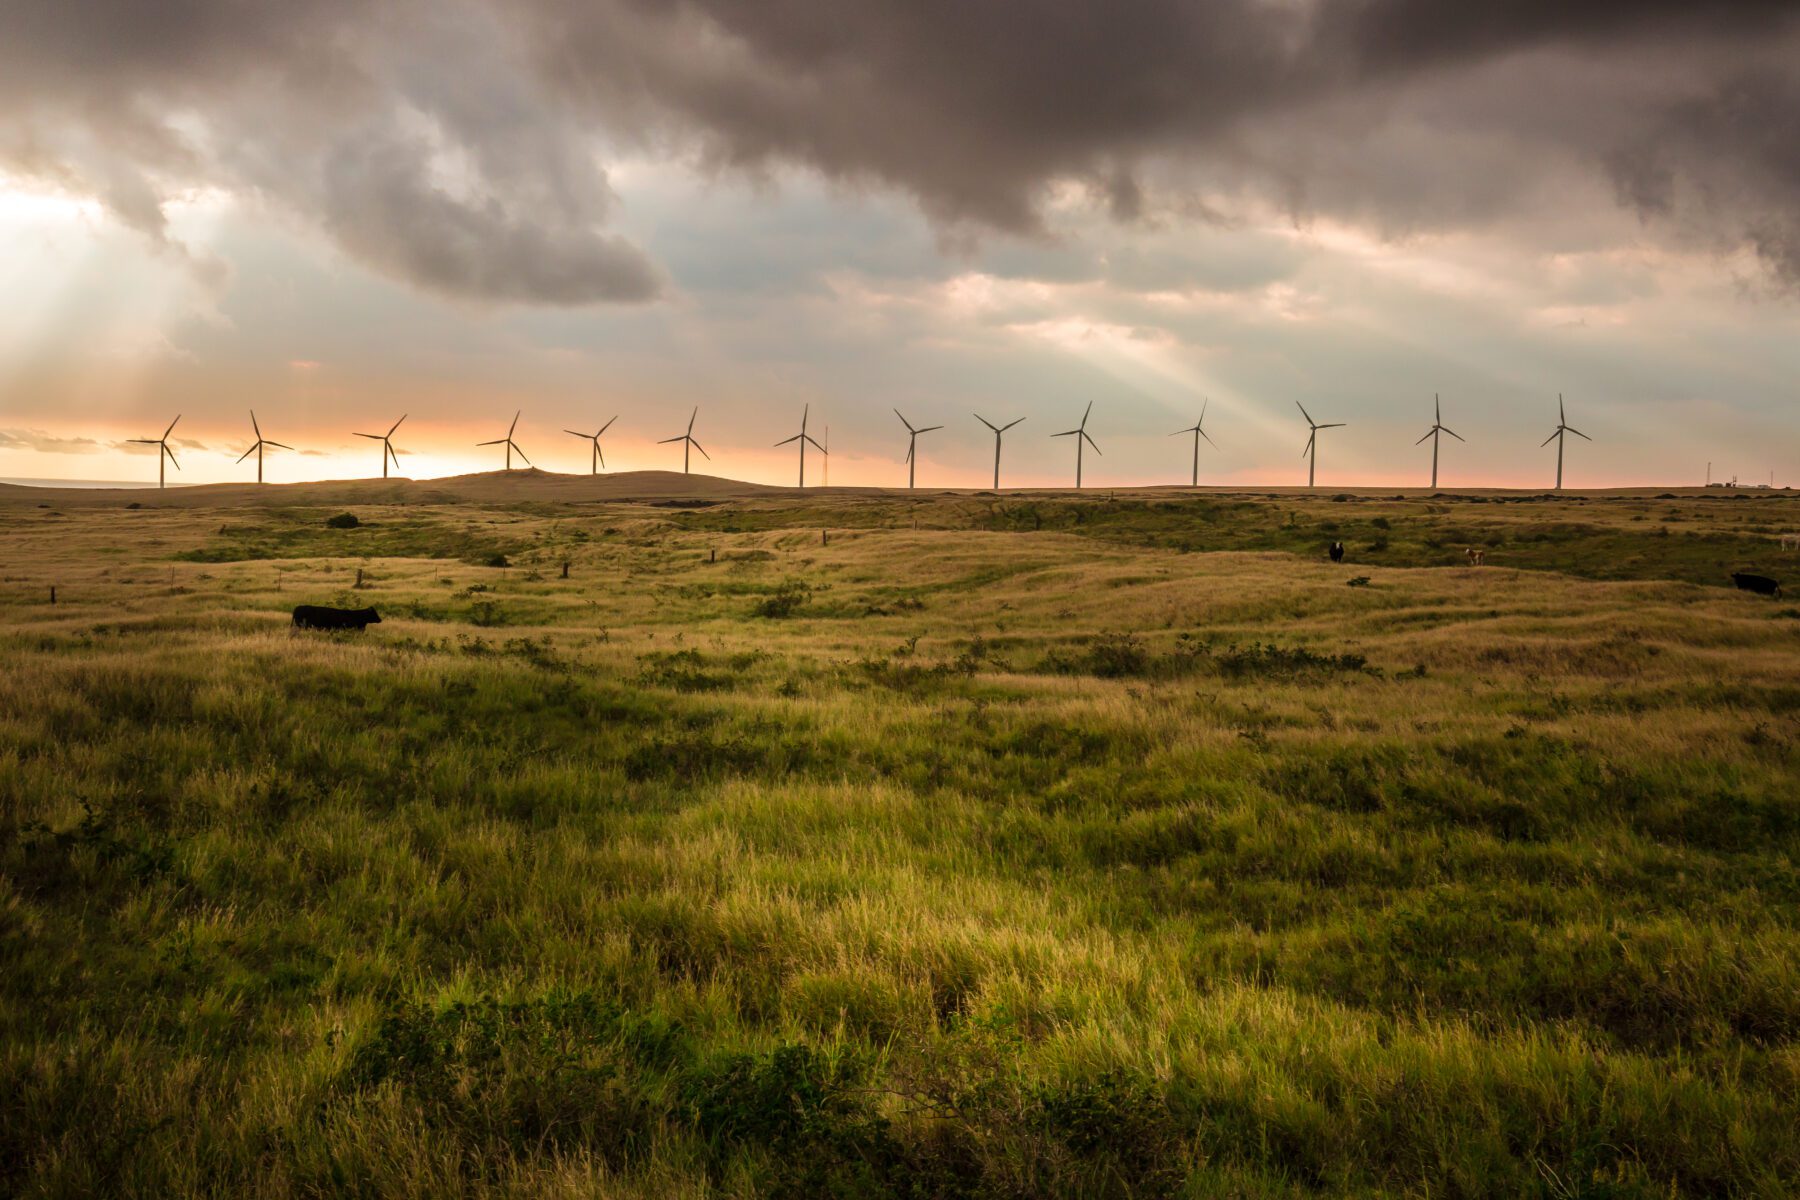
[1415,394,1463,489]
[1051,401,1102,488]
[1170,399,1218,487]
[1297,402,1345,488]
[1540,394,1590,490]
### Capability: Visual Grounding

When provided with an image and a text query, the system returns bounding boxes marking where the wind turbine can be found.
[1052,401,1102,488]
[564,416,617,475]
[1540,394,1590,490]
[478,410,531,470]
[237,410,293,484]
[129,414,182,489]
[1171,400,1218,487]
[353,415,406,479]
[1296,402,1345,488]
[774,404,827,488]
[1415,394,1463,489]
[659,407,709,474]
[974,413,1025,490]
[894,409,943,489]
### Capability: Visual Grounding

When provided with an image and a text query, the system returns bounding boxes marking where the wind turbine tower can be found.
[1540,394,1590,490]
[974,413,1025,490]
[1170,399,1217,487]
[659,408,709,474]
[353,415,406,479]
[478,410,531,470]
[237,411,293,484]
[564,416,617,475]
[894,409,943,489]
[1415,394,1463,489]
[1296,402,1345,488]
[129,415,182,489]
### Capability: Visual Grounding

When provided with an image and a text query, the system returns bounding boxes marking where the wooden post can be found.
[50,585,56,605]
[709,547,716,563]
[560,560,570,579]
[822,529,829,546]
[355,567,365,589]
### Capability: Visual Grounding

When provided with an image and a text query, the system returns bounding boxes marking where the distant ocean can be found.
[0,477,174,489]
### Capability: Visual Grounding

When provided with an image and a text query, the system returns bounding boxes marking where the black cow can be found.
[292,604,382,630]
[1730,573,1782,597]
[1329,541,1345,563]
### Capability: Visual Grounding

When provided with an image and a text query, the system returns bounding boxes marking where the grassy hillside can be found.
[2,488,1798,1197]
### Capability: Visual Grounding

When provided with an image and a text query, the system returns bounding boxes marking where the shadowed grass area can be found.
[1,489,1798,1197]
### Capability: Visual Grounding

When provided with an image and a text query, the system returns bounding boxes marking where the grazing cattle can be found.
[1465,548,1486,566]
[292,604,382,630]
[1329,541,1345,563]
[1729,573,1782,598]
[1781,533,1800,552]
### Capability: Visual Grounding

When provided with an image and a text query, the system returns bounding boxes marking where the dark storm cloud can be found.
[3,0,1799,295]
[0,0,661,304]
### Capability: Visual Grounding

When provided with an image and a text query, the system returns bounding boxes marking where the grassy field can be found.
[2,481,1798,1197]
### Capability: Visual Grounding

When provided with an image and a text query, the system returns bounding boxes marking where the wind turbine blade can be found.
[477,438,506,446]
[1566,426,1591,441]
[1559,395,1566,423]
[894,408,913,433]
[1415,429,1434,445]
[1320,423,1346,430]
[513,443,531,466]
[596,444,605,469]
[974,414,998,432]
[775,434,802,447]
[267,441,294,451]
[164,415,181,438]
[1080,400,1093,426]
[165,445,180,469]
[1170,429,1188,437]
[237,443,258,463]
[1441,427,1464,442]
[1302,432,1315,457]
[128,438,157,444]
[1200,397,1208,421]
[1052,430,1077,438]
[686,408,697,434]
[564,429,587,438]
[354,432,382,440]
[805,435,826,453]
[1295,401,1314,425]
[389,414,407,435]
[509,411,520,436]
[904,443,914,464]
[918,425,942,434]
[691,440,710,461]
[1540,430,1560,447]
[1200,428,1218,449]
[1083,432,1101,455]
[598,415,617,435]
[250,410,261,437]
[658,435,684,444]
[1001,418,1025,432]
[388,442,400,469]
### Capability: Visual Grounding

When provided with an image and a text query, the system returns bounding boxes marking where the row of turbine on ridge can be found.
[125,396,1592,489]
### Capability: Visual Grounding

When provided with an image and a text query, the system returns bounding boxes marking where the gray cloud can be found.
[3,0,1799,296]
[0,429,104,454]
[0,0,660,305]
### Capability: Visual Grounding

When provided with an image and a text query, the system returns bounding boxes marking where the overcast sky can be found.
[2,0,1797,488]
